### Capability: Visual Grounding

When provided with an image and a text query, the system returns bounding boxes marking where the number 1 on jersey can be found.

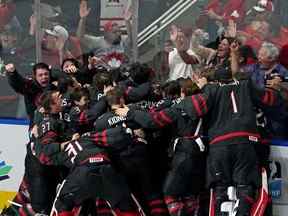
[230,91,238,113]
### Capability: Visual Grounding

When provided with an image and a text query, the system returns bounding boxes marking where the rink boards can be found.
[0,119,29,211]
[0,119,288,215]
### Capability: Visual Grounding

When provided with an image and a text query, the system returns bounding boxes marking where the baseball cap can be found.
[45,25,69,42]
[253,0,274,12]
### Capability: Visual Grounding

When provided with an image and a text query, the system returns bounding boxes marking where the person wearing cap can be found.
[43,25,69,65]
[197,0,246,41]
[204,0,246,22]
[243,0,274,27]
[42,25,82,68]
[237,0,280,50]
[76,0,130,69]
[26,8,82,69]
[250,0,274,13]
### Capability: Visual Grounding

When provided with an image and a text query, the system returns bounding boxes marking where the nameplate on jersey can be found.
[89,156,104,163]
[218,80,239,87]
[249,136,258,142]
[195,137,205,152]
[108,116,126,126]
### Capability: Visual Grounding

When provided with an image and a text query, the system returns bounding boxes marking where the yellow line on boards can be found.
[0,191,17,211]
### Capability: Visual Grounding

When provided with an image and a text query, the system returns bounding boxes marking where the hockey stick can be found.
[250,168,269,216]
[209,189,215,216]
[131,193,146,216]
[105,200,118,216]
[49,180,66,216]
[7,200,22,216]
[7,200,23,208]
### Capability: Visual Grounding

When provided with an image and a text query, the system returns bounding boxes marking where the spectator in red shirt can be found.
[238,20,271,50]
[237,1,287,50]
[197,0,246,41]
[279,44,288,69]
[205,0,246,21]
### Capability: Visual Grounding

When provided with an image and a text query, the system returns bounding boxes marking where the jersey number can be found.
[41,122,50,134]
[230,91,238,113]
[65,141,83,164]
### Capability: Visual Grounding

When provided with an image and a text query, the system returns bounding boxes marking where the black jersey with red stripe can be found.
[35,114,133,168]
[34,114,71,166]
[69,96,108,132]
[122,82,152,103]
[177,79,282,146]
[126,104,203,153]
[93,110,141,132]
[61,127,134,167]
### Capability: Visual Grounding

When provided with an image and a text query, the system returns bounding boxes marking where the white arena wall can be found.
[0,119,288,215]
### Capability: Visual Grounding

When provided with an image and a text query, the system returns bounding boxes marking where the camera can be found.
[264,69,288,86]
[265,69,281,82]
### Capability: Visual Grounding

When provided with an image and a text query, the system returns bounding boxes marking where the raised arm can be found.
[134,109,178,129]
[81,126,133,152]
[76,0,91,39]
[175,84,215,120]
[230,40,240,78]
[170,26,199,65]
[6,63,33,95]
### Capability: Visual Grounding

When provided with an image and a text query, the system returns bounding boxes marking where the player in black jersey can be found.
[92,87,169,216]
[175,67,283,215]
[32,90,141,216]
[115,79,206,216]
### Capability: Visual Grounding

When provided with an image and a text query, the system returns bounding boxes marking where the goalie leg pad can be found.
[236,185,255,216]
[214,186,228,216]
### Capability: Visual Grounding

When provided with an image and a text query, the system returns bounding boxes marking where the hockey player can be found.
[92,87,169,216]
[115,79,206,216]
[89,72,114,105]
[32,90,141,216]
[4,63,58,215]
[173,68,283,216]
[69,68,154,132]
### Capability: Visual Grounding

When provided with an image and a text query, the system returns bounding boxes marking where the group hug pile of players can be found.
[2,53,285,216]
